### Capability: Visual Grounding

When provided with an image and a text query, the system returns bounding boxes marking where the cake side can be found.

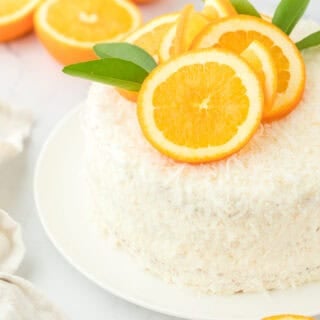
[83,22,320,294]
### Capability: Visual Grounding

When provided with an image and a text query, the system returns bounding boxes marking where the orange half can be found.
[0,0,40,42]
[34,0,142,64]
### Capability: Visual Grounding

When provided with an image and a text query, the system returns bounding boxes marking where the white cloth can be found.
[0,210,24,274]
[0,100,32,165]
[0,273,67,320]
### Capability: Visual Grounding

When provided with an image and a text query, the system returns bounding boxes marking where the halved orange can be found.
[0,0,40,42]
[138,48,263,163]
[263,315,315,320]
[34,0,142,65]
[173,4,209,57]
[202,0,237,20]
[125,13,178,62]
[240,40,278,117]
[193,15,306,121]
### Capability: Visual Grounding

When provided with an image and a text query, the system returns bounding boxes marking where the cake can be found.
[57,0,320,294]
[82,25,320,294]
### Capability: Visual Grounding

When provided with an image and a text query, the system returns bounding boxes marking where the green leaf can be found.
[230,0,261,17]
[272,0,310,35]
[94,42,157,73]
[63,58,149,91]
[296,30,320,50]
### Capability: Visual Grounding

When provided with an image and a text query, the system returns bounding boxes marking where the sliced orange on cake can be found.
[193,15,306,121]
[160,1,236,63]
[124,13,178,62]
[34,0,142,65]
[202,0,237,20]
[172,5,209,57]
[0,0,40,42]
[138,49,263,163]
[159,24,177,62]
[263,315,315,320]
[240,40,278,116]
[119,13,178,102]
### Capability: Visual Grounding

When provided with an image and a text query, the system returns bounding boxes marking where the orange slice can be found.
[193,15,306,121]
[118,13,178,102]
[125,13,178,62]
[202,0,237,20]
[263,316,315,320]
[173,5,209,57]
[0,0,40,42]
[34,0,142,65]
[240,40,278,117]
[138,49,263,163]
[159,24,177,62]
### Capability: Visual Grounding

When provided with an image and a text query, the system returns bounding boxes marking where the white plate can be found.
[34,107,320,320]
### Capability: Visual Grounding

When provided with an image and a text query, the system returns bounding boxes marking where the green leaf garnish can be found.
[272,0,310,35]
[230,0,261,17]
[94,42,157,73]
[63,58,149,91]
[296,30,320,50]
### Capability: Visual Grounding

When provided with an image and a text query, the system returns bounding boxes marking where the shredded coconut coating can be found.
[83,21,320,294]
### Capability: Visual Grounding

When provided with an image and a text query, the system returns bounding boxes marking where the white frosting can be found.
[0,210,25,274]
[0,100,32,165]
[83,21,320,294]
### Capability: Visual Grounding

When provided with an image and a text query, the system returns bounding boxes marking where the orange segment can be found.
[0,0,40,42]
[240,40,278,117]
[193,15,306,121]
[173,5,209,57]
[263,316,315,320]
[202,0,237,20]
[34,0,142,64]
[125,13,178,62]
[138,49,263,163]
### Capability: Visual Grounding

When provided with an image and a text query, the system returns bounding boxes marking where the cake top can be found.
[64,0,320,164]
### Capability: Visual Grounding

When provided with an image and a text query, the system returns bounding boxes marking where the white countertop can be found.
[0,0,319,319]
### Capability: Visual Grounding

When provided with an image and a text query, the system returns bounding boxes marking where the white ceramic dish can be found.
[34,107,320,320]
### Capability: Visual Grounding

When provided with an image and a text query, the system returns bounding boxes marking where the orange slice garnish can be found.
[173,4,209,57]
[34,0,142,64]
[263,315,315,320]
[118,13,178,102]
[193,15,306,121]
[159,24,177,62]
[138,48,263,163]
[240,40,278,117]
[0,0,40,42]
[202,0,237,20]
[159,0,235,62]
[125,13,178,62]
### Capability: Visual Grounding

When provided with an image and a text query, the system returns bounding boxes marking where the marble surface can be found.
[0,0,319,319]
